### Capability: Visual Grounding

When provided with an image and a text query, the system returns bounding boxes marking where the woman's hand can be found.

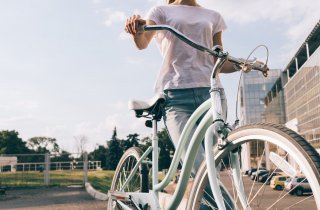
[125,15,146,36]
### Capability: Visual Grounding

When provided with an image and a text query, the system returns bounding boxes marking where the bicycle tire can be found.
[108,147,143,210]
[187,123,320,210]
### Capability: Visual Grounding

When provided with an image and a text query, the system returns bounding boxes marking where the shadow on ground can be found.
[0,186,106,210]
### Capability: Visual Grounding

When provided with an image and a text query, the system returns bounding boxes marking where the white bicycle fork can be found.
[205,88,251,210]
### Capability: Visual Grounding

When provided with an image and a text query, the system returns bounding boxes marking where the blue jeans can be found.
[163,87,210,176]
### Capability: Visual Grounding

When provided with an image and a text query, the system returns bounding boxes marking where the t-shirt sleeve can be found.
[145,6,165,24]
[213,13,227,35]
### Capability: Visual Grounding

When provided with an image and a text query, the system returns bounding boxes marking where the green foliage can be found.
[157,129,175,170]
[105,127,123,170]
[121,133,140,151]
[27,136,60,154]
[0,127,176,173]
[51,150,73,162]
[0,170,114,191]
[0,130,30,154]
[88,145,107,168]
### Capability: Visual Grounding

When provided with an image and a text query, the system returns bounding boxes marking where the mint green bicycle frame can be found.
[117,25,267,210]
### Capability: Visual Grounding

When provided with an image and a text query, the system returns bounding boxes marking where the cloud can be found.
[103,9,126,27]
[119,31,131,40]
[201,0,319,40]
[91,0,102,4]
[110,100,127,110]
[199,0,319,25]
[103,111,154,141]
[43,102,153,152]
[125,56,144,64]
[16,100,40,110]
[0,114,34,124]
[43,121,107,153]
[198,0,319,67]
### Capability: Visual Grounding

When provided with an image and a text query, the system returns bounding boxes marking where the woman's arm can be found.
[213,32,238,73]
[125,15,156,50]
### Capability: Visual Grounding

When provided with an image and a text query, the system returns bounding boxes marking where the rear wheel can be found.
[187,123,320,210]
[107,147,144,210]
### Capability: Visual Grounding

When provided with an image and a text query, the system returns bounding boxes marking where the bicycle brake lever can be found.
[262,65,269,77]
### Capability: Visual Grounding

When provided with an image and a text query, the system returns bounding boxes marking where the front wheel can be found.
[187,123,320,210]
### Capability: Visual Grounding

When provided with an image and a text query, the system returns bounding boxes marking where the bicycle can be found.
[107,25,320,210]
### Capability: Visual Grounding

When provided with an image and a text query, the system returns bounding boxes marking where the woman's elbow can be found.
[135,43,148,50]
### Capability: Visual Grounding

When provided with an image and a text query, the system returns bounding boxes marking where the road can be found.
[221,172,316,209]
[0,186,106,210]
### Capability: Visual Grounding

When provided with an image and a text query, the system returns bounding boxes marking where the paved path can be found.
[0,187,106,210]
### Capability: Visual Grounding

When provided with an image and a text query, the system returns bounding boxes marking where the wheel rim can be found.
[108,148,143,210]
[189,126,320,210]
[113,155,140,192]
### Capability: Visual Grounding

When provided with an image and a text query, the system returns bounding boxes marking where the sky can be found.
[0,0,319,153]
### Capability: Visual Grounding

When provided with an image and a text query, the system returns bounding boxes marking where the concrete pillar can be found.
[265,142,271,170]
[83,152,88,184]
[241,143,251,171]
[306,42,310,59]
[44,153,50,186]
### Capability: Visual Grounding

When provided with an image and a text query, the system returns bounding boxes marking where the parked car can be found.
[246,167,266,176]
[284,176,312,196]
[270,175,289,190]
[259,172,281,184]
[251,170,269,181]
[246,168,255,176]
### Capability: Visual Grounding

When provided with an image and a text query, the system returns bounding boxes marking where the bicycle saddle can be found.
[128,93,166,120]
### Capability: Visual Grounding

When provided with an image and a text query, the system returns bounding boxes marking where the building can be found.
[239,69,281,125]
[264,73,287,124]
[240,20,320,171]
[283,20,320,148]
[238,69,281,170]
[263,20,320,148]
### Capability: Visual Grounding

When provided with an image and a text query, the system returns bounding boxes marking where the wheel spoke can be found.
[108,148,145,209]
[187,124,320,210]
[248,142,266,202]
[284,194,314,209]
[249,152,289,207]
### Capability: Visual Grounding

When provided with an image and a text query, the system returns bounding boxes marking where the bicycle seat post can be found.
[151,116,159,198]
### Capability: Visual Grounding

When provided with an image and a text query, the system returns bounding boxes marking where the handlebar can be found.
[139,24,269,76]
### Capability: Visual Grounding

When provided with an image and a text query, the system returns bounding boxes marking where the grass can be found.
[0,170,114,192]
[0,170,168,193]
[88,170,114,192]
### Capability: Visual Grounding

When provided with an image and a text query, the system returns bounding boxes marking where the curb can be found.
[85,182,108,201]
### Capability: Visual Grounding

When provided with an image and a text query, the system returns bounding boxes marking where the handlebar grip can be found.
[137,25,146,33]
[252,63,269,77]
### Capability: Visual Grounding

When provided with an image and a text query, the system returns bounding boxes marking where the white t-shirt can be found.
[145,5,227,93]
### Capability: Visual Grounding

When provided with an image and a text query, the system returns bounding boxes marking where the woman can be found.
[125,0,239,175]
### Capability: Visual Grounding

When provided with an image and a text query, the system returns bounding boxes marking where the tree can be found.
[121,133,140,151]
[105,127,123,170]
[27,136,60,154]
[51,150,72,162]
[136,129,175,170]
[0,130,30,154]
[88,145,108,169]
[139,136,152,153]
[74,135,88,156]
[157,129,175,170]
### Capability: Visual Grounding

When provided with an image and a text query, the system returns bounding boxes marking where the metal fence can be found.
[0,153,102,188]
